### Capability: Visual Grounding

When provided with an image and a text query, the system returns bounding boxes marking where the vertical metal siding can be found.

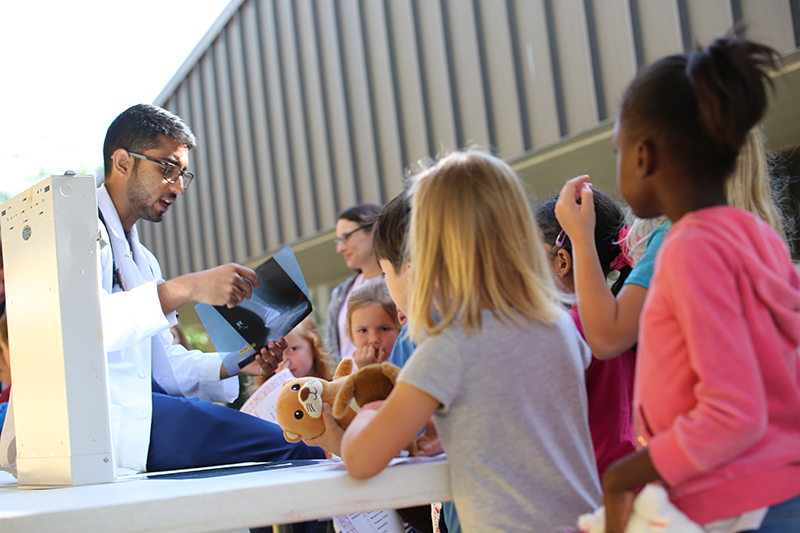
[316,0,359,214]
[174,83,206,274]
[227,12,266,259]
[188,66,220,269]
[385,0,431,168]
[635,0,684,65]
[275,0,319,237]
[444,0,491,151]
[241,0,283,251]
[295,0,339,229]
[215,24,252,262]
[361,0,406,200]
[337,0,383,205]
[685,0,734,46]
[414,0,459,156]
[511,0,561,148]
[146,0,799,280]
[741,0,796,53]
[475,0,525,157]
[550,0,600,133]
[200,48,235,265]
[591,0,638,120]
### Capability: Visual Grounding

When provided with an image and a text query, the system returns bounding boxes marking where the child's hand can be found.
[555,175,596,246]
[417,418,444,456]
[353,344,387,368]
[303,403,345,456]
[246,337,287,378]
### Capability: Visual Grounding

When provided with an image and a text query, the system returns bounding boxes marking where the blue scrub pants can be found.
[147,381,324,471]
[147,381,325,533]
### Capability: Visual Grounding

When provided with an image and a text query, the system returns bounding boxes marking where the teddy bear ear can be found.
[333,358,355,380]
[332,376,356,419]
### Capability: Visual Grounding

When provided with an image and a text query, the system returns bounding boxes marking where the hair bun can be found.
[686,35,779,154]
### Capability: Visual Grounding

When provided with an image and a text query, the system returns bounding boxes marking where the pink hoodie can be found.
[636,206,800,524]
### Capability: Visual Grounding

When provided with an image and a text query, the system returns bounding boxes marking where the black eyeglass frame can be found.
[333,225,368,246]
[127,151,195,189]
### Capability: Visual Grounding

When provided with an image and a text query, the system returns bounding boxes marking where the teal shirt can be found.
[624,222,670,289]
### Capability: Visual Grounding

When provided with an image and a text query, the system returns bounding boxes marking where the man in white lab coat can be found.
[98,104,323,475]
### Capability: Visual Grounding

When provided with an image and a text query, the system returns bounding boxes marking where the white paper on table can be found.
[240,368,294,423]
[334,509,405,533]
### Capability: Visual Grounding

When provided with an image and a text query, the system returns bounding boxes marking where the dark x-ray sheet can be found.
[196,246,312,376]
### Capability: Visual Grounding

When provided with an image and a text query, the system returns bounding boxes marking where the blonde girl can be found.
[341,150,601,532]
[277,317,336,381]
[346,279,401,369]
[252,318,335,391]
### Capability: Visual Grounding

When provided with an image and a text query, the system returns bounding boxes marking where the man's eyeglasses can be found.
[128,152,195,189]
[333,225,367,246]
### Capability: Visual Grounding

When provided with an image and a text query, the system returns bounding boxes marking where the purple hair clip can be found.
[555,229,567,247]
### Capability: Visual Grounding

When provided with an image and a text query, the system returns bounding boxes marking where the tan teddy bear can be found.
[275,359,403,445]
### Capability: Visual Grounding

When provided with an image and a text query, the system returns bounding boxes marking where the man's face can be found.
[126,135,189,223]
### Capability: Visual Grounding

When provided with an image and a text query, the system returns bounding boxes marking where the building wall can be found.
[149,0,800,297]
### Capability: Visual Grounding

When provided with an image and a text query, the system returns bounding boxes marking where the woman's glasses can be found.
[333,225,367,246]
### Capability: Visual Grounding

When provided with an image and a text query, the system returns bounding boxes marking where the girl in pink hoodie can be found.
[560,35,800,533]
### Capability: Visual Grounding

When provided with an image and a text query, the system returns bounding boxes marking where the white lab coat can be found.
[97,185,238,472]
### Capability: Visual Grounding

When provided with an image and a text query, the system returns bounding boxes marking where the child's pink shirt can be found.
[637,206,800,524]
[569,306,637,480]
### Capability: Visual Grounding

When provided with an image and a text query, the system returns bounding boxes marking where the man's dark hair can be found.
[103,104,197,178]
[372,192,411,273]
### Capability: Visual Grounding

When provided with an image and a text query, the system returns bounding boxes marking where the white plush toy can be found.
[578,484,705,533]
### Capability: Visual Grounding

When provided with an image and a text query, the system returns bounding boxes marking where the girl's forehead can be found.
[352,303,391,320]
[284,329,306,343]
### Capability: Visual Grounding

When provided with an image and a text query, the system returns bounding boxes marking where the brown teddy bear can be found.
[275,359,414,453]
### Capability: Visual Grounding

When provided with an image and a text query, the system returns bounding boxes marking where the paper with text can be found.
[334,510,405,533]
[240,368,294,424]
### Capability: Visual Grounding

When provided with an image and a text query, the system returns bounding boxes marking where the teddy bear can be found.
[577,484,704,533]
[275,359,404,445]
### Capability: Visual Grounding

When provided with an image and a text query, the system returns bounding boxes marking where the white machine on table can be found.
[0,174,115,487]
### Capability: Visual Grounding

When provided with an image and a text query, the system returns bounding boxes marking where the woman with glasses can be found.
[326,204,383,361]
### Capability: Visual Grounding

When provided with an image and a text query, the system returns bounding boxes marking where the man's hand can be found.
[188,263,260,308]
[303,403,345,456]
[159,263,260,315]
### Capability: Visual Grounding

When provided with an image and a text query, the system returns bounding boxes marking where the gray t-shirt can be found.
[399,310,601,533]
